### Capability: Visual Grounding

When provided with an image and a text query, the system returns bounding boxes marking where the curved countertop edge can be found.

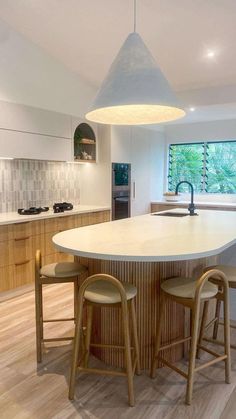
[0,205,111,226]
[53,235,236,263]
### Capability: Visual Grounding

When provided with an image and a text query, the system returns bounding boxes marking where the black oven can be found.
[112,163,131,220]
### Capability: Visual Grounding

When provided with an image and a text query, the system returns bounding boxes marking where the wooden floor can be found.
[1,284,236,419]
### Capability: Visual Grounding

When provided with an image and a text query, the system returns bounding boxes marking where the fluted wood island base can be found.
[53,209,236,370]
[75,255,217,369]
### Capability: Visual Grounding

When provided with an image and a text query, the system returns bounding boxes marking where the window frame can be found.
[167,139,236,195]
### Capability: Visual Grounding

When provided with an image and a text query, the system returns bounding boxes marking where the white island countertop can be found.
[0,205,111,225]
[53,208,236,262]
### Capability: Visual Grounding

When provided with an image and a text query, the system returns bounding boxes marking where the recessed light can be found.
[206,50,215,59]
[189,107,195,112]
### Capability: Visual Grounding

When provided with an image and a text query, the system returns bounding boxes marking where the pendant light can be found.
[86,0,185,125]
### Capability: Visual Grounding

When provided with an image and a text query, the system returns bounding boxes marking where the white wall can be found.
[165,119,236,143]
[0,18,96,117]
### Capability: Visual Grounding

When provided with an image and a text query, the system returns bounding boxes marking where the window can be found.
[168,141,236,194]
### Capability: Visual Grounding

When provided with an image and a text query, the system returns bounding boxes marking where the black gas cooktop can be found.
[17,202,73,215]
[18,206,49,215]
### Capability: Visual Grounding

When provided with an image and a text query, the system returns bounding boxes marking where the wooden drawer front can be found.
[81,213,90,226]
[103,210,111,222]
[0,265,14,292]
[0,241,11,267]
[12,222,32,239]
[0,224,13,242]
[10,237,33,265]
[45,231,58,255]
[93,211,109,224]
[32,234,45,257]
[13,259,34,288]
[57,215,76,232]
[45,218,59,233]
[31,220,45,235]
[75,215,82,228]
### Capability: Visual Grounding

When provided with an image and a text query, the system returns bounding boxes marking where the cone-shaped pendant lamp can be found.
[86,4,185,125]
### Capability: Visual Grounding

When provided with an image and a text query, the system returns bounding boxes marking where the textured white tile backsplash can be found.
[0,159,80,212]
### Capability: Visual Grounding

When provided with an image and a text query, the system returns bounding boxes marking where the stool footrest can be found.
[77,366,127,377]
[43,318,75,323]
[43,337,74,342]
[160,336,191,351]
[194,355,227,372]
[203,336,236,350]
[158,357,188,379]
[197,344,222,358]
[90,343,134,351]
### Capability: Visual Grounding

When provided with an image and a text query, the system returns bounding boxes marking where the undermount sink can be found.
[152,212,189,217]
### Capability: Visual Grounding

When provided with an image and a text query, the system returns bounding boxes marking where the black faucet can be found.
[175,181,197,216]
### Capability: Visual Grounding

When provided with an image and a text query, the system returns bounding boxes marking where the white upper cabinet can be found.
[0,101,71,138]
[0,100,72,161]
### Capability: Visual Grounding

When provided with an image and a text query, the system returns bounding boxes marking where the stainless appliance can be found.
[112,163,131,220]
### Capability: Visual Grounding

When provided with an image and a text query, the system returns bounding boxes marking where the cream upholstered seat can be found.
[85,280,137,304]
[40,261,87,278]
[161,277,218,299]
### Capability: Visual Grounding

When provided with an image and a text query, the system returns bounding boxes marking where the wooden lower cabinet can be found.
[0,210,110,292]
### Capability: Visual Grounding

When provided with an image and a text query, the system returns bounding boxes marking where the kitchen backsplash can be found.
[0,159,80,212]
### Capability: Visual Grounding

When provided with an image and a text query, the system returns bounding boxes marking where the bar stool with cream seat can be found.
[200,264,236,350]
[150,269,231,405]
[35,249,88,363]
[69,273,141,407]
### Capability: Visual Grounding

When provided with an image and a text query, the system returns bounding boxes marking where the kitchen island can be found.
[53,209,236,369]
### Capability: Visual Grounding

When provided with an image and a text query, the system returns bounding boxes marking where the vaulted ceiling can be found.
[0,0,236,123]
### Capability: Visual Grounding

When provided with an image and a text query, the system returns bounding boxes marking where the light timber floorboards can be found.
[1,283,236,419]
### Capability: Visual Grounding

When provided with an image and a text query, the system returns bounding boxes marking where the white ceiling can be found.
[0,0,236,124]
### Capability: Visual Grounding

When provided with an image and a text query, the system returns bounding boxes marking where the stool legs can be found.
[186,304,200,405]
[69,301,84,400]
[35,281,43,363]
[121,299,134,407]
[84,305,93,368]
[130,299,141,375]
[73,277,79,321]
[223,294,231,384]
[213,299,222,339]
[150,293,165,378]
[196,300,209,359]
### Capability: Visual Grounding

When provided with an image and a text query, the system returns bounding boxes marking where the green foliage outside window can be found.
[168,141,236,194]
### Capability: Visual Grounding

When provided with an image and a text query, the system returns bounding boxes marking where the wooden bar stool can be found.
[201,264,236,350]
[150,269,230,405]
[35,249,88,363]
[69,273,141,407]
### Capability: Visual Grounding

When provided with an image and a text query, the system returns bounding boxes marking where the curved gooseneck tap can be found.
[175,181,197,216]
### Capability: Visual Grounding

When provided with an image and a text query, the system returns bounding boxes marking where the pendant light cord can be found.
[133,0,137,32]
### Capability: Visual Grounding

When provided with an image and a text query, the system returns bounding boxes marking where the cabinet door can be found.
[0,101,71,138]
[57,215,76,232]
[0,130,72,161]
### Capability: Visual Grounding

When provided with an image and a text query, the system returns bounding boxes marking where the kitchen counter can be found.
[152,200,236,209]
[0,205,111,225]
[53,208,236,262]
